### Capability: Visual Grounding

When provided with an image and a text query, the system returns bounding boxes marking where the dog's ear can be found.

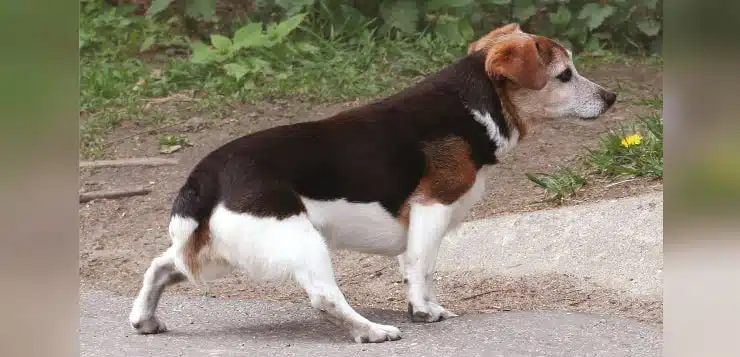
[484,35,549,90]
[468,23,523,54]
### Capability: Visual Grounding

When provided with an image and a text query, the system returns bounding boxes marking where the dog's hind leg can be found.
[128,247,185,334]
[206,203,401,343]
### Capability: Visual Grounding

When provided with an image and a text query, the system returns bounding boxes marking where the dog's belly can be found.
[300,197,408,256]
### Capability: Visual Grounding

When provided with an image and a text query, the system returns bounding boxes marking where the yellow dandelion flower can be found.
[621,134,642,148]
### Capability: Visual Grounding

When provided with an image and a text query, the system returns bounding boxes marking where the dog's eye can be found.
[556,68,572,82]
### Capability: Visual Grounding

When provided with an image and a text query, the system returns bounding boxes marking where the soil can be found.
[79,60,663,324]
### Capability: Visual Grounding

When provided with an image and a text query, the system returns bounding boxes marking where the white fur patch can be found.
[207,204,329,282]
[470,109,519,157]
[449,167,490,229]
[301,197,407,256]
[168,214,199,282]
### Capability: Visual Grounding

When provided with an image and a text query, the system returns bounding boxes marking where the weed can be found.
[159,134,185,146]
[638,97,663,109]
[585,115,664,178]
[526,115,664,202]
[525,168,587,203]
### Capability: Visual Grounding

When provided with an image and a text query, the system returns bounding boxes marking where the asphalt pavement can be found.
[80,290,662,357]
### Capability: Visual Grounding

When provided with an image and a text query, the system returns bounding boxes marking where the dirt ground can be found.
[79,61,663,324]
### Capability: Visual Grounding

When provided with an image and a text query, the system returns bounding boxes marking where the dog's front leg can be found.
[403,202,458,322]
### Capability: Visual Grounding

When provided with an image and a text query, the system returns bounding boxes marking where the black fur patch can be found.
[171,52,510,221]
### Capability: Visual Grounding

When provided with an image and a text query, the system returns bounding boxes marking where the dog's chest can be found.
[301,197,408,256]
[299,168,490,256]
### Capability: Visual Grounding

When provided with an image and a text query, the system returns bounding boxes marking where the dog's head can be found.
[468,23,616,123]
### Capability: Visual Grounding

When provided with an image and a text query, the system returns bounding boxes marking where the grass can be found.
[526,115,664,202]
[79,2,661,161]
[525,168,587,202]
[79,2,468,158]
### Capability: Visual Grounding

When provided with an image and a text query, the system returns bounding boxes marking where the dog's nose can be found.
[600,90,617,107]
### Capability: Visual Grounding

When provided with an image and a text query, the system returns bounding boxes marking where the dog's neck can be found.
[452,53,526,152]
[492,80,529,139]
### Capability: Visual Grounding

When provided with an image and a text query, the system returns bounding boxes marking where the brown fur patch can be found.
[483,35,549,91]
[183,224,210,279]
[398,136,477,226]
[469,26,568,139]
[495,82,529,138]
[467,23,522,53]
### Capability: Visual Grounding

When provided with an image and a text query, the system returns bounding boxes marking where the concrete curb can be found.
[437,192,663,297]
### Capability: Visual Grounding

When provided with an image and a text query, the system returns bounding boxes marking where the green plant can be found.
[246,0,662,53]
[188,13,312,84]
[526,115,664,202]
[147,0,217,21]
[525,168,587,202]
[80,0,188,58]
[585,115,664,178]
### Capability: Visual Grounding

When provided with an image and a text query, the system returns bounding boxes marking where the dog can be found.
[129,23,617,343]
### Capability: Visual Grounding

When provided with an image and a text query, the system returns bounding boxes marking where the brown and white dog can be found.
[129,23,616,343]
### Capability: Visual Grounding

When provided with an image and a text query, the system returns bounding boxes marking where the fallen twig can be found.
[458,289,512,301]
[141,92,198,109]
[104,121,182,146]
[79,186,151,203]
[79,157,178,169]
[605,178,638,188]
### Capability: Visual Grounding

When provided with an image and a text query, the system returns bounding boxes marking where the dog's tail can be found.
[168,174,218,284]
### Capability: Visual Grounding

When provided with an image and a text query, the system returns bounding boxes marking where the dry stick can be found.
[104,121,182,147]
[79,157,178,169]
[79,186,151,203]
[605,178,638,188]
[458,289,512,302]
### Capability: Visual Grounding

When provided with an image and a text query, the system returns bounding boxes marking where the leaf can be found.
[637,19,661,37]
[185,0,216,21]
[426,0,473,11]
[549,5,572,26]
[645,0,659,10]
[488,0,511,5]
[458,19,475,41]
[159,144,182,154]
[435,22,463,43]
[223,63,249,80]
[578,3,601,19]
[234,22,266,49]
[513,5,537,22]
[296,42,320,54]
[276,0,315,10]
[147,0,173,16]
[190,41,219,64]
[140,35,157,52]
[210,34,232,51]
[271,13,308,40]
[525,173,549,189]
[578,4,616,30]
[584,37,602,52]
[379,0,419,35]
[276,0,314,17]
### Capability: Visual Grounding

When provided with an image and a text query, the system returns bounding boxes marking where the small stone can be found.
[185,116,206,131]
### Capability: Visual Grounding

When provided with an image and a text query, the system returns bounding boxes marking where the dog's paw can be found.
[130,315,168,334]
[407,302,457,323]
[352,323,402,343]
